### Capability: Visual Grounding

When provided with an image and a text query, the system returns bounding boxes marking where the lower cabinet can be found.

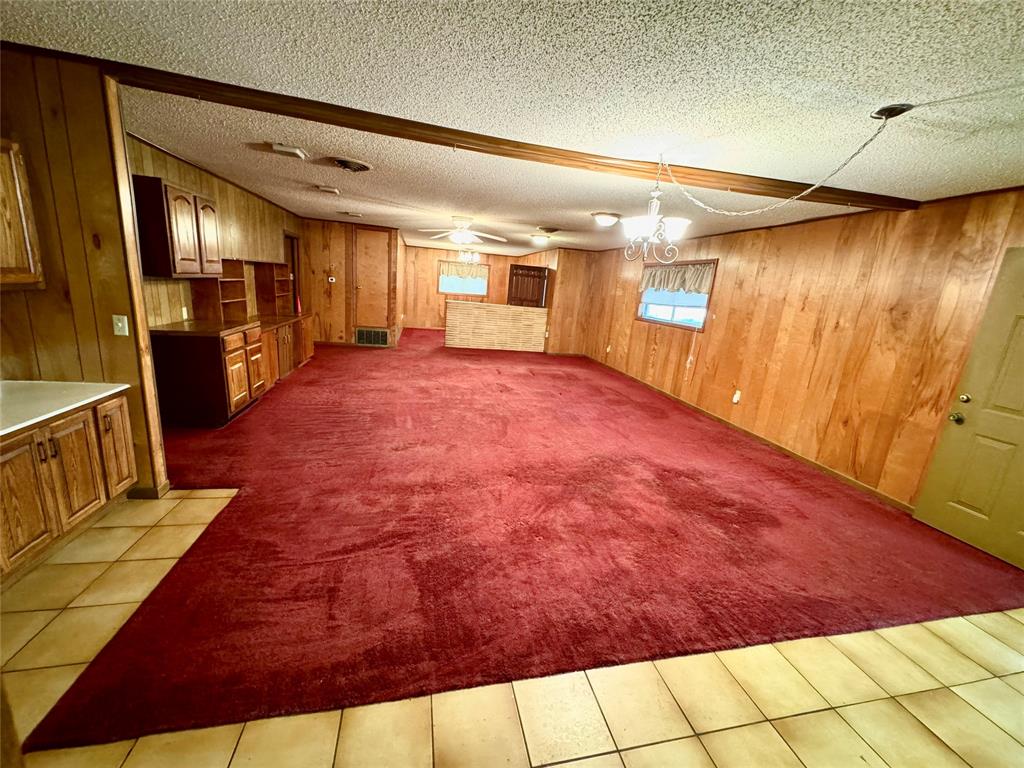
[0,432,59,569]
[46,410,107,530]
[0,394,137,573]
[262,328,279,390]
[246,342,266,398]
[299,315,314,365]
[96,396,137,498]
[224,349,251,414]
[277,323,295,379]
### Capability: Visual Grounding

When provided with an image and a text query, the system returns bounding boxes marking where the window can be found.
[636,260,716,331]
[438,261,489,296]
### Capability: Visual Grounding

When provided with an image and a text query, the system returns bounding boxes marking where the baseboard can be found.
[129,480,170,500]
[587,358,914,513]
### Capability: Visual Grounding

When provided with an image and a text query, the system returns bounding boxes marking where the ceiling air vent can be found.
[332,157,372,173]
[355,327,388,346]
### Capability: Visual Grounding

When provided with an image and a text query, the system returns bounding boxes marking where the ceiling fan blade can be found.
[428,232,452,240]
[418,229,451,233]
[471,231,509,243]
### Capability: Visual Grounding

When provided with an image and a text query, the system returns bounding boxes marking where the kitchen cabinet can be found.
[0,388,135,573]
[224,349,251,414]
[262,327,279,390]
[96,396,138,498]
[0,431,58,569]
[134,175,222,278]
[150,319,260,427]
[195,196,223,276]
[246,340,266,398]
[0,139,44,288]
[277,322,294,379]
[46,409,107,530]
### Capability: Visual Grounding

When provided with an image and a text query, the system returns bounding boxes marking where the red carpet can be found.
[28,329,1024,749]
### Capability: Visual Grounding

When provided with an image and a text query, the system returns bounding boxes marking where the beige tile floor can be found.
[1,490,1022,767]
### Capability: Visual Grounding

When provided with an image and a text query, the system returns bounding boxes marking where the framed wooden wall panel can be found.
[568,190,1023,506]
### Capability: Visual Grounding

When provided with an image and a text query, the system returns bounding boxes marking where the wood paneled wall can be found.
[300,219,401,344]
[141,278,193,327]
[0,50,164,490]
[401,246,560,329]
[567,191,1023,505]
[126,136,301,264]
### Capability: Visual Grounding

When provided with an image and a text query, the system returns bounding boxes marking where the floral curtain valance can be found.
[440,260,489,279]
[640,262,716,294]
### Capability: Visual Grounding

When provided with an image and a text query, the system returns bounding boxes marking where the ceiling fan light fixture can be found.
[530,233,551,247]
[316,185,340,195]
[591,212,621,227]
[449,230,479,244]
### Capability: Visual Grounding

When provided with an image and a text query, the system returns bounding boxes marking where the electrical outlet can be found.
[732,389,741,404]
[112,314,130,337]
[181,306,189,320]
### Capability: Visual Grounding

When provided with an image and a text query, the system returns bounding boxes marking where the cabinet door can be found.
[0,140,44,287]
[277,326,294,378]
[164,186,201,276]
[195,196,223,276]
[0,431,57,571]
[300,315,314,363]
[96,397,138,498]
[246,343,266,397]
[47,410,107,529]
[225,349,251,413]
[262,328,279,389]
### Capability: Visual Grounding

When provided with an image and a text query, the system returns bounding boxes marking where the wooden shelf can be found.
[221,298,247,304]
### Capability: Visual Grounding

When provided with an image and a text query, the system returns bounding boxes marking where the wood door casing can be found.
[0,139,44,287]
[915,247,1024,568]
[354,227,391,328]
[224,349,251,413]
[96,396,138,498]
[47,409,107,529]
[195,196,223,276]
[0,430,57,570]
[164,185,201,276]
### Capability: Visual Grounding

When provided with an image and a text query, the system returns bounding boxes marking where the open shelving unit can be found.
[255,262,295,317]
[191,259,251,323]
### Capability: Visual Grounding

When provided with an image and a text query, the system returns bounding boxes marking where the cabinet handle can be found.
[36,441,47,463]
[103,414,112,432]
[48,438,58,459]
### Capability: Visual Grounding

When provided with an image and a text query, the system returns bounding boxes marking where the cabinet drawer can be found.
[244,327,261,344]
[223,332,245,352]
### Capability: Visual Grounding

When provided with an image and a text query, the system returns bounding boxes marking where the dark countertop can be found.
[150,314,309,337]
[149,319,259,337]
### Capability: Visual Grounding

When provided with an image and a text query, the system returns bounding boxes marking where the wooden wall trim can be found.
[104,77,168,494]
[1,42,918,212]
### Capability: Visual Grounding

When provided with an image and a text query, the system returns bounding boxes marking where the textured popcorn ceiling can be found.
[4,0,1023,253]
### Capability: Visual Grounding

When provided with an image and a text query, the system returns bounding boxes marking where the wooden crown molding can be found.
[3,41,919,211]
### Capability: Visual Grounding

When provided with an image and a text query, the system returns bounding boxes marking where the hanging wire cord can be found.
[661,117,891,216]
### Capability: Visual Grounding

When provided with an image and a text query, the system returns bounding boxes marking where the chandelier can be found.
[622,183,691,264]
[457,250,481,263]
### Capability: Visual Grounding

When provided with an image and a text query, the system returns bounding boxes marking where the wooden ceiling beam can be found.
[6,42,919,211]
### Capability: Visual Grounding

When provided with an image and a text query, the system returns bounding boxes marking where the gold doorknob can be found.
[958,393,972,403]
[948,412,965,425]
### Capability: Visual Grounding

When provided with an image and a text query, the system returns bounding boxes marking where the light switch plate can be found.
[181,306,189,320]
[112,314,130,337]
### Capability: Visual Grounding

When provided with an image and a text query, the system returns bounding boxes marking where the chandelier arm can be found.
[662,118,890,217]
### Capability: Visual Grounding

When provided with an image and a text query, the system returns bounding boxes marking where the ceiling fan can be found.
[418,217,508,245]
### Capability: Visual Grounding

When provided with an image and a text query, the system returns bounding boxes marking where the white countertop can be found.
[1,381,130,438]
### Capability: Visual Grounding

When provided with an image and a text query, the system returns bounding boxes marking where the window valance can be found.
[640,262,715,294]
[439,261,489,279]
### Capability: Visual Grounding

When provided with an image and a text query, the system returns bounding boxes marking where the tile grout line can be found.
[917,615,1022,676]
[946,682,1024,748]
[583,668,621,755]
[508,681,536,768]
[331,708,345,768]
[648,659,697,735]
